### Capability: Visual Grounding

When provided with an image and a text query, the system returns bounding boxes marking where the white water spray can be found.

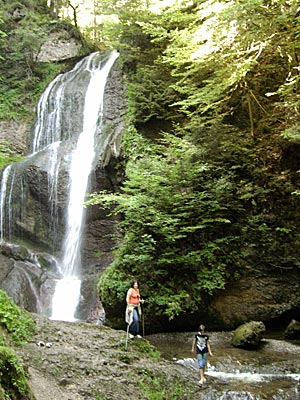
[0,166,11,242]
[51,51,119,321]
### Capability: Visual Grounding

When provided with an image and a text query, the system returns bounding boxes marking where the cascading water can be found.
[0,50,119,321]
[51,51,119,321]
[0,165,12,242]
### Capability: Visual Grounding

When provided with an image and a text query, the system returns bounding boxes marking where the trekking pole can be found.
[142,304,145,337]
[142,313,145,337]
[125,322,130,351]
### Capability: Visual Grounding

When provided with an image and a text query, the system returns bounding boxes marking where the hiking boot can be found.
[136,335,142,339]
[129,334,134,339]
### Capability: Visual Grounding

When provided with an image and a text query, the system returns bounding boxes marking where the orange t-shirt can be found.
[128,288,140,305]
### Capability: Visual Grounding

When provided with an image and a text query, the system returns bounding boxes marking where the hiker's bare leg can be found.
[199,368,205,383]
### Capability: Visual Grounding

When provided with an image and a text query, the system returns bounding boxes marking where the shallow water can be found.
[147,331,300,399]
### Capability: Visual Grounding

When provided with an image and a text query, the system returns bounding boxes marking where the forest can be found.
[1,0,300,325]
[88,0,300,325]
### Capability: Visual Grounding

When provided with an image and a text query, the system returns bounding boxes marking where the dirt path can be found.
[16,315,196,400]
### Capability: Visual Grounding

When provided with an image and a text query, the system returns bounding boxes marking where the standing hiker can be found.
[125,280,144,339]
[191,324,213,386]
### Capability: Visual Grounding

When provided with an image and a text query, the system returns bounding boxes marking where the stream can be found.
[147,331,300,399]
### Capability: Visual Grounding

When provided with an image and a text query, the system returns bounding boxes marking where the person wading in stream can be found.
[125,280,144,339]
[191,324,213,386]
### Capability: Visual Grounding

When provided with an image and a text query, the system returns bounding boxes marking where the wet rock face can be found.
[0,244,58,316]
[0,57,126,321]
[231,321,266,349]
[0,162,121,320]
[2,150,69,253]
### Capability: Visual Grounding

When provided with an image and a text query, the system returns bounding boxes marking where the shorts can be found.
[197,352,208,369]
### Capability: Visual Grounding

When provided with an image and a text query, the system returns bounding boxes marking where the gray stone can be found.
[0,120,29,154]
[37,31,82,62]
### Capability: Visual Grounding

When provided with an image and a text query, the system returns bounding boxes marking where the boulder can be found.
[37,30,82,62]
[0,244,61,316]
[231,321,266,349]
[284,319,300,339]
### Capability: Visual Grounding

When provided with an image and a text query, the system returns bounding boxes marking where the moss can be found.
[231,321,266,349]
[131,340,160,361]
[137,369,190,400]
[0,346,35,399]
[0,290,36,346]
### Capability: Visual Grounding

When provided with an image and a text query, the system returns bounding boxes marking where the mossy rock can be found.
[0,346,35,400]
[284,319,300,339]
[231,321,266,349]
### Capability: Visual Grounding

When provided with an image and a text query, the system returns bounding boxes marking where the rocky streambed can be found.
[16,315,300,400]
[148,331,300,399]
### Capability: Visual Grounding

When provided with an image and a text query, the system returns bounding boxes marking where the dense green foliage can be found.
[0,142,23,170]
[0,0,83,120]
[0,346,34,400]
[85,0,300,325]
[0,290,36,399]
[0,290,36,345]
[90,128,241,319]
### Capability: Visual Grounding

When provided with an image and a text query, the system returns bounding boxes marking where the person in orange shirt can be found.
[125,280,144,339]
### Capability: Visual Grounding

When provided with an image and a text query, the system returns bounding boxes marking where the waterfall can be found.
[51,51,119,321]
[0,165,12,242]
[0,50,120,321]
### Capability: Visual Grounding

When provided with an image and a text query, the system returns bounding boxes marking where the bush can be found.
[0,346,34,399]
